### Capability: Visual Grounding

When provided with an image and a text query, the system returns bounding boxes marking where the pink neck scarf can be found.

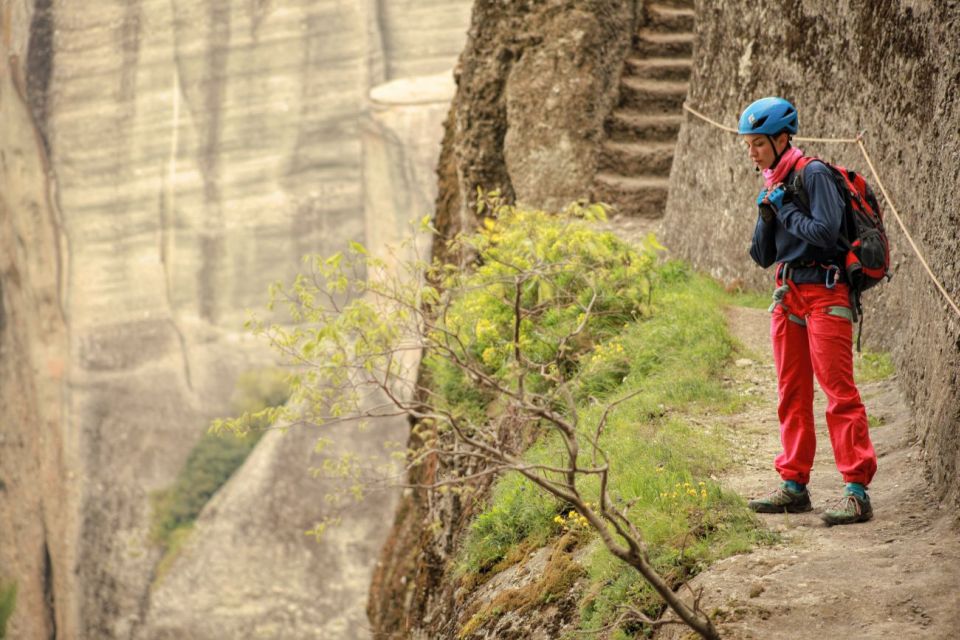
[763,145,804,187]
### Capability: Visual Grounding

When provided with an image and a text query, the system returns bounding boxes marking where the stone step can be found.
[634,29,695,57]
[598,141,676,176]
[624,56,692,81]
[646,3,696,32]
[592,173,670,218]
[606,111,684,142]
[618,78,689,113]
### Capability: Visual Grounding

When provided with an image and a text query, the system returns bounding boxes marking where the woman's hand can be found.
[756,184,785,223]
[765,185,786,209]
[758,184,785,209]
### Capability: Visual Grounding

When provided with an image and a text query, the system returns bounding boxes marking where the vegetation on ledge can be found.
[455,260,774,637]
[228,194,781,639]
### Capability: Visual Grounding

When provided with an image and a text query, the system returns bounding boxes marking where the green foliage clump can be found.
[0,580,15,640]
[457,265,771,635]
[151,368,289,554]
[855,350,895,383]
[425,198,661,421]
[232,194,763,637]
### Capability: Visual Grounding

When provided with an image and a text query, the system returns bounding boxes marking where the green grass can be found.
[150,430,262,545]
[150,368,289,566]
[855,351,895,383]
[728,288,771,310]
[456,266,772,635]
[0,580,15,640]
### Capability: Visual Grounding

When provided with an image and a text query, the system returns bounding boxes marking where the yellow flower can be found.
[568,510,577,519]
[475,318,498,341]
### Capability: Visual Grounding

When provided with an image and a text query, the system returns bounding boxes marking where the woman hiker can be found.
[739,96,877,526]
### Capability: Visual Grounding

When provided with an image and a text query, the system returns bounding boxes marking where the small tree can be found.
[219,194,721,639]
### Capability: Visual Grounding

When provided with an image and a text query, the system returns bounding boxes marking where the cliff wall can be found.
[0,4,72,636]
[661,0,960,510]
[1,1,470,638]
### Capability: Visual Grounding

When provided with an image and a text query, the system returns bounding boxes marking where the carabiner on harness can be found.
[825,264,840,289]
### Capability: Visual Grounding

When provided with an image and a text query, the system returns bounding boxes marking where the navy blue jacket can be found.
[749,159,846,284]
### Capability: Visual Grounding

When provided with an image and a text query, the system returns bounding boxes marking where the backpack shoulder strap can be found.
[786,156,856,253]
[794,156,818,173]
[784,156,817,209]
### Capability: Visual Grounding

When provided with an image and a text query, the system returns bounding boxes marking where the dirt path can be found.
[660,306,960,640]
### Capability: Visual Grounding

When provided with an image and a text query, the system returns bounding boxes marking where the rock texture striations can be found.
[661,0,960,511]
[1,0,470,638]
[0,6,72,636]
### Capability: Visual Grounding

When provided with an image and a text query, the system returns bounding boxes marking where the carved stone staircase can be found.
[592,1,695,218]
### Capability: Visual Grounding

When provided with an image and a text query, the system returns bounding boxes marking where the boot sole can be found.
[749,502,813,514]
[821,510,873,526]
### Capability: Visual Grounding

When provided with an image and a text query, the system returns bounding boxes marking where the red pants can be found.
[770,281,877,486]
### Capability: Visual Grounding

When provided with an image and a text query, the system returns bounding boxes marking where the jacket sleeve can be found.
[749,213,777,267]
[774,163,844,249]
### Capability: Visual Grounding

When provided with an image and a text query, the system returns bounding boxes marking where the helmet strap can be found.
[766,134,790,171]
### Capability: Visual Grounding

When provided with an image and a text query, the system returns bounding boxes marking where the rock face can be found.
[1,1,470,638]
[660,0,960,510]
[0,12,72,638]
[433,0,638,255]
[140,405,411,640]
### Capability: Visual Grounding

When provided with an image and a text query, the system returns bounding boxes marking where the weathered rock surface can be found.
[1,0,469,638]
[140,406,410,640]
[0,10,72,637]
[140,70,456,640]
[661,0,960,510]
[433,0,638,258]
[49,3,373,637]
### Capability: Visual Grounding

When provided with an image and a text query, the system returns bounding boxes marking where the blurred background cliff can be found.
[0,1,471,638]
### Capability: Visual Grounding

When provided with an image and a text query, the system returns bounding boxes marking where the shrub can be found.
[232,195,754,639]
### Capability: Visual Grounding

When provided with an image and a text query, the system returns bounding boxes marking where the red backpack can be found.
[787,156,891,349]
[788,156,891,292]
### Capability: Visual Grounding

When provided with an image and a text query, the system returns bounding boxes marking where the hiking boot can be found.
[748,482,812,514]
[821,492,873,526]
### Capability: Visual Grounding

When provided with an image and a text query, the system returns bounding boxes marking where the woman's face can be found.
[742,133,787,171]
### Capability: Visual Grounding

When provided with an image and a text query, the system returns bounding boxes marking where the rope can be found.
[682,103,738,134]
[854,138,960,319]
[681,102,960,320]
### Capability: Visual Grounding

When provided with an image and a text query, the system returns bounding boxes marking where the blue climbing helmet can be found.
[738,97,799,135]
